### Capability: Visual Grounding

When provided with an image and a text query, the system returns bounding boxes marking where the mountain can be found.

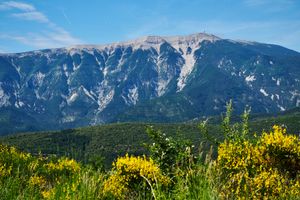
[0,33,300,134]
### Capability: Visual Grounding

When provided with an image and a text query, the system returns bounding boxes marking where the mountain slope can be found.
[0,33,300,134]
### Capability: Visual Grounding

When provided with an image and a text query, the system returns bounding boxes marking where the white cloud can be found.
[11,11,49,23]
[1,29,82,49]
[0,1,49,24]
[0,1,34,11]
[0,1,82,51]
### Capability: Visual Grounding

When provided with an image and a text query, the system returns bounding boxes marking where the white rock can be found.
[260,88,269,97]
[67,92,78,104]
[245,75,256,82]
[128,85,139,105]
[0,84,10,107]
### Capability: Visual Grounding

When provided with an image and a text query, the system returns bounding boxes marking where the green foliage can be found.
[221,100,251,142]
[86,154,105,171]
[198,119,219,145]
[171,163,218,200]
[199,100,252,145]
[146,126,194,174]
[145,126,218,200]
[241,106,250,138]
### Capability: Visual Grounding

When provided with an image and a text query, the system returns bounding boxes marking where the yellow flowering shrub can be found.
[0,144,31,164]
[28,175,54,199]
[0,143,85,199]
[41,189,53,199]
[261,125,300,177]
[0,144,33,179]
[45,158,80,174]
[43,157,80,184]
[103,154,169,199]
[0,164,12,177]
[29,175,47,187]
[216,125,300,199]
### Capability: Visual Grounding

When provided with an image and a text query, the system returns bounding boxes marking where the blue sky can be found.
[0,0,299,53]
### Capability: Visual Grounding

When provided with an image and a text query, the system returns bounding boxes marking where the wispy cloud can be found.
[0,28,81,49]
[11,11,49,23]
[0,1,82,51]
[0,1,48,23]
[0,1,34,11]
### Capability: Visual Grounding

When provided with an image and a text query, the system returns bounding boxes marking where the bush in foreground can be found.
[0,144,105,199]
[216,125,300,199]
[103,154,169,199]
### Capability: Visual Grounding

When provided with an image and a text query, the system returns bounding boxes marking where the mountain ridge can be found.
[4,32,299,55]
[0,32,300,134]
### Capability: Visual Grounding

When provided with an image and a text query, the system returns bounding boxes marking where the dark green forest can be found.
[1,107,299,167]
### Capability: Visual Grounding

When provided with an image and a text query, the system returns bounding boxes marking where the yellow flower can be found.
[103,154,169,199]
[45,158,80,173]
[217,125,300,199]
[41,189,54,199]
[29,175,47,187]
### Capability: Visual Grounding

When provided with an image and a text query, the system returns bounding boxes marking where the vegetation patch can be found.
[0,105,300,199]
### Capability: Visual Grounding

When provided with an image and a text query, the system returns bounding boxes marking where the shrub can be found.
[216,125,300,199]
[43,157,81,181]
[0,144,107,199]
[146,126,194,175]
[103,154,169,199]
[0,144,33,179]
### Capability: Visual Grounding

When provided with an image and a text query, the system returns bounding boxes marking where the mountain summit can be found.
[69,33,220,49]
[0,33,300,134]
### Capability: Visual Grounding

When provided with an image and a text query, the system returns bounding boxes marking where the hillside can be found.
[1,33,300,135]
[1,108,299,167]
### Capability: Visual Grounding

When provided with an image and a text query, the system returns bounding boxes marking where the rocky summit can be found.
[0,33,300,134]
